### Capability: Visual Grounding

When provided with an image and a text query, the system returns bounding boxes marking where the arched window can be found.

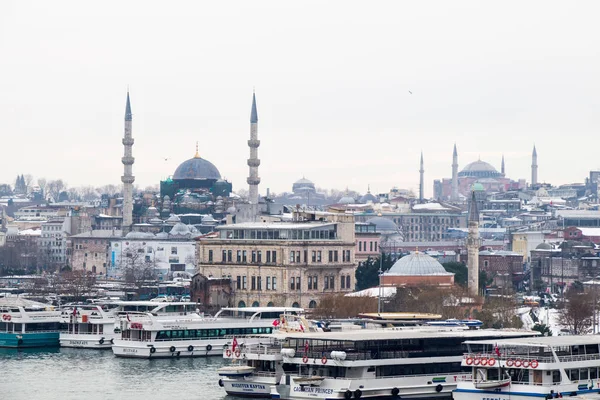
[252,301,260,307]
[267,302,274,307]
[308,300,317,309]
[92,266,97,273]
[237,301,246,308]
[292,302,300,308]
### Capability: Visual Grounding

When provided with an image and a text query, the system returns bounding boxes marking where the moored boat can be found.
[0,297,61,348]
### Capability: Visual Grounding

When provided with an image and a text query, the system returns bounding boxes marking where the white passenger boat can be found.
[112,307,302,359]
[453,336,600,400]
[0,297,61,348]
[59,303,120,349]
[266,327,539,399]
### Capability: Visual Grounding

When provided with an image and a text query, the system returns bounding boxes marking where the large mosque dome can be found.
[386,252,451,276]
[458,160,502,178]
[173,153,221,180]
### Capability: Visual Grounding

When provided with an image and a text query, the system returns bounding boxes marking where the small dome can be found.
[360,192,377,203]
[202,214,217,223]
[226,206,237,214]
[366,216,399,233]
[166,214,181,223]
[170,222,191,236]
[125,231,155,239]
[536,242,552,250]
[386,252,452,276]
[471,182,485,192]
[155,231,169,239]
[149,217,163,224]
[338,195,355,204]
[173,155,221,180]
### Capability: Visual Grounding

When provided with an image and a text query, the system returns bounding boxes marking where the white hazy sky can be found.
[1,1,599,198]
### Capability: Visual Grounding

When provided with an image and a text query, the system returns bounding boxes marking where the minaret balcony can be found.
[122,156,135,165]
[122,138,135,146]
[121,176,135,184]
[247,159,261,167]
[247,139,260,147]
[247,177,261,185]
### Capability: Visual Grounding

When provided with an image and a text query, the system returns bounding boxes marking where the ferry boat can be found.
[112,307,302,359]
[0,297,62,348]
[454,336,600,400]
[265,326,539,399]
[59,301,201,349]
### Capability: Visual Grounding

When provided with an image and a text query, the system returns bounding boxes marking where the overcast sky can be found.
[1,1,599,198]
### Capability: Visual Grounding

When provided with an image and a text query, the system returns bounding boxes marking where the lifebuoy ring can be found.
[344,390,352,400]
[99,338,105,345]
[321,356,327,364]
[514,359,522,368]
[473,358,481,366]
[225,349,232,357]
[302,355,309,363]
[481,358,488,366]
[218,379,224,387]
[466,357,474,365]
[110,338,114,345]
[206,344,212,352]
[188,345,194,352]
[506,359,514,367]
[531,360,539,368]
[2,314,11,321]
[150,346,156,354]
[169,346,176,353]
[391,387,400,396]
[235,349,241,358]
[488,358,496,366]
[522,360,530,368]
[354,389,362,399]
[436,384,443,393]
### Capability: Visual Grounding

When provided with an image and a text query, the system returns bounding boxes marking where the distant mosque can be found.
[432,144,531,201]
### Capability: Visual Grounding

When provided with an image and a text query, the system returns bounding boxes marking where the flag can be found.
[494,344,501,357]
[299,323,304,332]
[272,319,280,327]
[72,307,77,316]
[126,313,131,322]
[304,340,309,353]
[232,337,238,352]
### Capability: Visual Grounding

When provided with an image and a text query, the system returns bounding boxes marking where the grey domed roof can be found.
[170,222,191,236]
[366,216,399,233]
[360,192,377,203]
[166,214,181,223]
[338,195,355,204]
[125,231,155,239]
[386,252,453,276]
[155,231,169,239]
[459,160,502,178]
[173,155,221,180]
[536,242,552,250]
[149,217,163,224]
[294,177,313,185]
[226,206,237,214]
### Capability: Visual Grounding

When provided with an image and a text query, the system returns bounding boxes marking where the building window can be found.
[312,251,316,263]
[317,251,322,263]
[237,250,242,263]
[374,242,378,252]
[313,276,318,290]
[222,250,227,262]
[227,250,232,262]
[370,242,373,252]
[266,251,271,263]
[252,251,257,263]
[171,247,177,255]
[272,251,277,263]
[341,275,346,289]
[328,251,333,262]
[483,260,489,268]
[346,275,351,290]
[296,277,301,290]
[272,277,277,290]
[296,251,301,263]
[236,276,241,290]
[266,276,271,290]
[251,276,256,290]
[334,251,338,262]
[208,250,213,262]
[243,250,247,263]
[308,276,313,290]
[242,276,247,290]
[290,277,295,290]
[359,242,362,252]
[304,250,308,263]
[324,276,329,289]
[290,252,295,263]
[257,276,262,291]
[257,251,262,263]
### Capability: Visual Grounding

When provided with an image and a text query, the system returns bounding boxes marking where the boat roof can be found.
[274,327,539,342]
[0,297,53,308]
[465,335,600,348]
[218,307,304,313]
[358,312,442,320]
[115,301,196,306]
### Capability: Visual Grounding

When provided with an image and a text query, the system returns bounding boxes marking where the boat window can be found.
[487,368,499,381]
[591,368,598,380]
[581,368,589,380]
[553,370,561,383]
[568,369,579,381]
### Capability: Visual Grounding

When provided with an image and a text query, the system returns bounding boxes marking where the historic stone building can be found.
[71,230,121,276]
[196,210,356,309]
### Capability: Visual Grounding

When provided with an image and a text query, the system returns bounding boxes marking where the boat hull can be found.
[0,332,60,348]
[221,377,276,398]
[454,383,600,400]
[112,339,225,358]
[60,333,117,349]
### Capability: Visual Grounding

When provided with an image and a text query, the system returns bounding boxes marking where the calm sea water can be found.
[1,348,240,400]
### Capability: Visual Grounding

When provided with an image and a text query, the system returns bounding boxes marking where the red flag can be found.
[272,319,280,327]
[304,340,309,353]
[72,307,77,316]
[299,323,304,332]
[494,344,501,357]
[232,337,238,352]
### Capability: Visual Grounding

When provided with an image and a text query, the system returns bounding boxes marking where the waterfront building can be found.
[354,222,381,265]
[71,230,122,276]
[196,210,356,309]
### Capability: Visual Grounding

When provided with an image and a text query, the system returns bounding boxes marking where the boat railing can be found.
[294,372,472,381]
[60,331,106,336]
[466,352,600,364]
[240,345,282,356]
[251,371,278,378]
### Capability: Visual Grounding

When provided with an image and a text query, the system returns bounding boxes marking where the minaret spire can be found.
[419,151,424,203]
[247,91,261,215]
[451,143,459,202]
[531,144,538,188]
[501,154,505,176]
[121,91,135,235]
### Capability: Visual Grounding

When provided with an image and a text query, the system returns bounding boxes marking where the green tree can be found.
[443,262,467,285]
[355,253,395,291]
[532,323,553,337]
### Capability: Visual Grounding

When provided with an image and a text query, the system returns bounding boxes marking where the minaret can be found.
[121,91,135,235]
[467,190,480,297]
[419,151,424,203]
[501,154,505,176]
[247,91,261,210]
[451,143,458,201]
[531,145,538,187]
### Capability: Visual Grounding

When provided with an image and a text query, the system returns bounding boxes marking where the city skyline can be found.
[1,1,599,197]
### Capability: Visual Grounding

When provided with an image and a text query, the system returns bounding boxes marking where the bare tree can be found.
[47,179,67,202]
[61,270,96,300]
[122,243,156,291]
[314,294,378,318]
[24,174,34,189]
[560,291,594,335]
[37,178,48,198]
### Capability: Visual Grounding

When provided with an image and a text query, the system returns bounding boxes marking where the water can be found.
[1,348,240,400]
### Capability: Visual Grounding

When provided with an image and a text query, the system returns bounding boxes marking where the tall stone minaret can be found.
[467,190,480,297]
[501,154,505,176]
[451,143,459,201]
[531,145,538,187]
[121,91,135,235]
[247,91,261,209]
[419,151,424,203]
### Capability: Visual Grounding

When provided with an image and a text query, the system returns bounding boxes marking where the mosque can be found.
[432,144,530,201]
